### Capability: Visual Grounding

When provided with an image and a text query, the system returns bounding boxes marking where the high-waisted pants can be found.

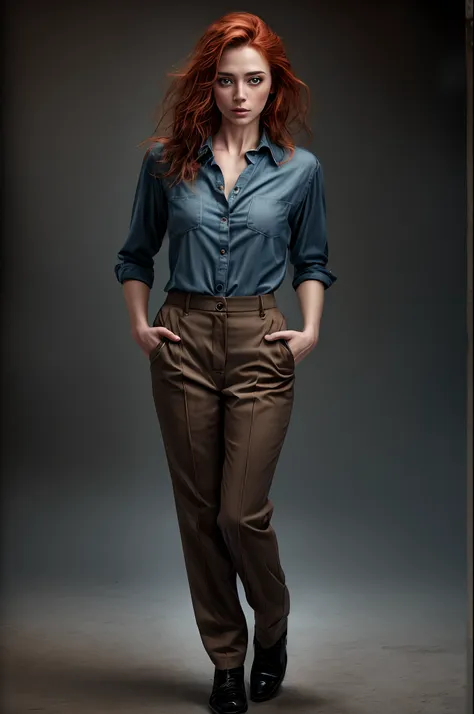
[149,290,295,670]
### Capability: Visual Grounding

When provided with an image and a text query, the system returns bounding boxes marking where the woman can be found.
[114,11,337,714]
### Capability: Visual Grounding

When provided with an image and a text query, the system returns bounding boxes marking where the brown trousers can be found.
[149,290,295,670]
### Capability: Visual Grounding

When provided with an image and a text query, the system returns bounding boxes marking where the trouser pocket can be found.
[149,306,168,365]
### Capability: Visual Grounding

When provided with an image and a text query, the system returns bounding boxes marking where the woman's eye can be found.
[217,77,263,86]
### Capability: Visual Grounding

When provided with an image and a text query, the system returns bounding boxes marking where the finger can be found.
[264,331,291,341]
[156,327,181,341]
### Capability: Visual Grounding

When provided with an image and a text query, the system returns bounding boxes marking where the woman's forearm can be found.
[295,279,325,344]
[122,279,151,335]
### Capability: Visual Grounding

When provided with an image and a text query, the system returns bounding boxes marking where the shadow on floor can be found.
[3,650,349,713]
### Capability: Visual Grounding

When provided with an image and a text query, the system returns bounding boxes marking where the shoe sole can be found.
[249,651,288,702]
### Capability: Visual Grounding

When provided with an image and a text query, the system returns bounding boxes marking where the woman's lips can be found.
[232,108,249,113]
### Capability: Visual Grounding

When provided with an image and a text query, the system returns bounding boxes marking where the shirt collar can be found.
[197,127,285,166]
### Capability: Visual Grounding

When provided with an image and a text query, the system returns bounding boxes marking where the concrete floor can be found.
[1,579,467,714]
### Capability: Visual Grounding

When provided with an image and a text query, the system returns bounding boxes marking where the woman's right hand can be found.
[132,324,181,358]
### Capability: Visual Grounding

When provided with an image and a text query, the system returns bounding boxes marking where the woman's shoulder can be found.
[289,145,321,171]
[140,141,170,176]
[279,145,321,186]
[143,140,167,161]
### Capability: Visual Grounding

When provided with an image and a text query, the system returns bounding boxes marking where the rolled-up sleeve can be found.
[114,145,168,290]
[288,162,337,291]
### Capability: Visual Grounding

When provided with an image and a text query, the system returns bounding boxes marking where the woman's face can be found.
[213,45,273,127]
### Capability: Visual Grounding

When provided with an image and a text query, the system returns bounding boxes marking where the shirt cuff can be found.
[114,262,154,289]
[292,268,337,291]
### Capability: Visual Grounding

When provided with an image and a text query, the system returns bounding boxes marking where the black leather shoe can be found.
[249,628,288,702]
[209,665,248,714]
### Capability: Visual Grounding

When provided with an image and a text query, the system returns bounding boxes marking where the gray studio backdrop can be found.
[2,1,467,596]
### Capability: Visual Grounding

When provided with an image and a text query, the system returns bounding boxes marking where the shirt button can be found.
[220,249,226,255]
[233,187,240,193]
[216,283,223,291]
[221,216,227,223]
[218,184,224,191]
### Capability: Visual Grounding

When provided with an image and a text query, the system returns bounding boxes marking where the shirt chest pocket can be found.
[167,195,202,238]
[246,196,291,240]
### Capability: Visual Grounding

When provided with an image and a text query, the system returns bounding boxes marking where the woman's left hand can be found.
[264,328,318,366]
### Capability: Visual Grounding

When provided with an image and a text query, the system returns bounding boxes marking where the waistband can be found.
[164,291,277,316]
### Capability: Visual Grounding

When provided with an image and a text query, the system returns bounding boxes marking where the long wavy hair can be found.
[139,11,312,185]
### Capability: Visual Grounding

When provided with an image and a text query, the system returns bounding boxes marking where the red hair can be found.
[139,11,312,185]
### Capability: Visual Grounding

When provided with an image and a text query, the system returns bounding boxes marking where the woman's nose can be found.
[233,83,247,101]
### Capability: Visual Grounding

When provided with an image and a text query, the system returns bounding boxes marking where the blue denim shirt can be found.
[114,128,337,296]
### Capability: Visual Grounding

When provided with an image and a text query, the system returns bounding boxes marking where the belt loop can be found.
[184,292,191,316]
[258,294,265,319]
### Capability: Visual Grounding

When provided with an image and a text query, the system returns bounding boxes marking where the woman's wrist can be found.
[302,325,319,345]
[131,319,150,338]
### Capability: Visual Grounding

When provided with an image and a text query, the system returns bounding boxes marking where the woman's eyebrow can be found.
[217,71,267,76]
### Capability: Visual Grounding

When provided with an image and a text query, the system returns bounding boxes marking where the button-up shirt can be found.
[114,128,337,296]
